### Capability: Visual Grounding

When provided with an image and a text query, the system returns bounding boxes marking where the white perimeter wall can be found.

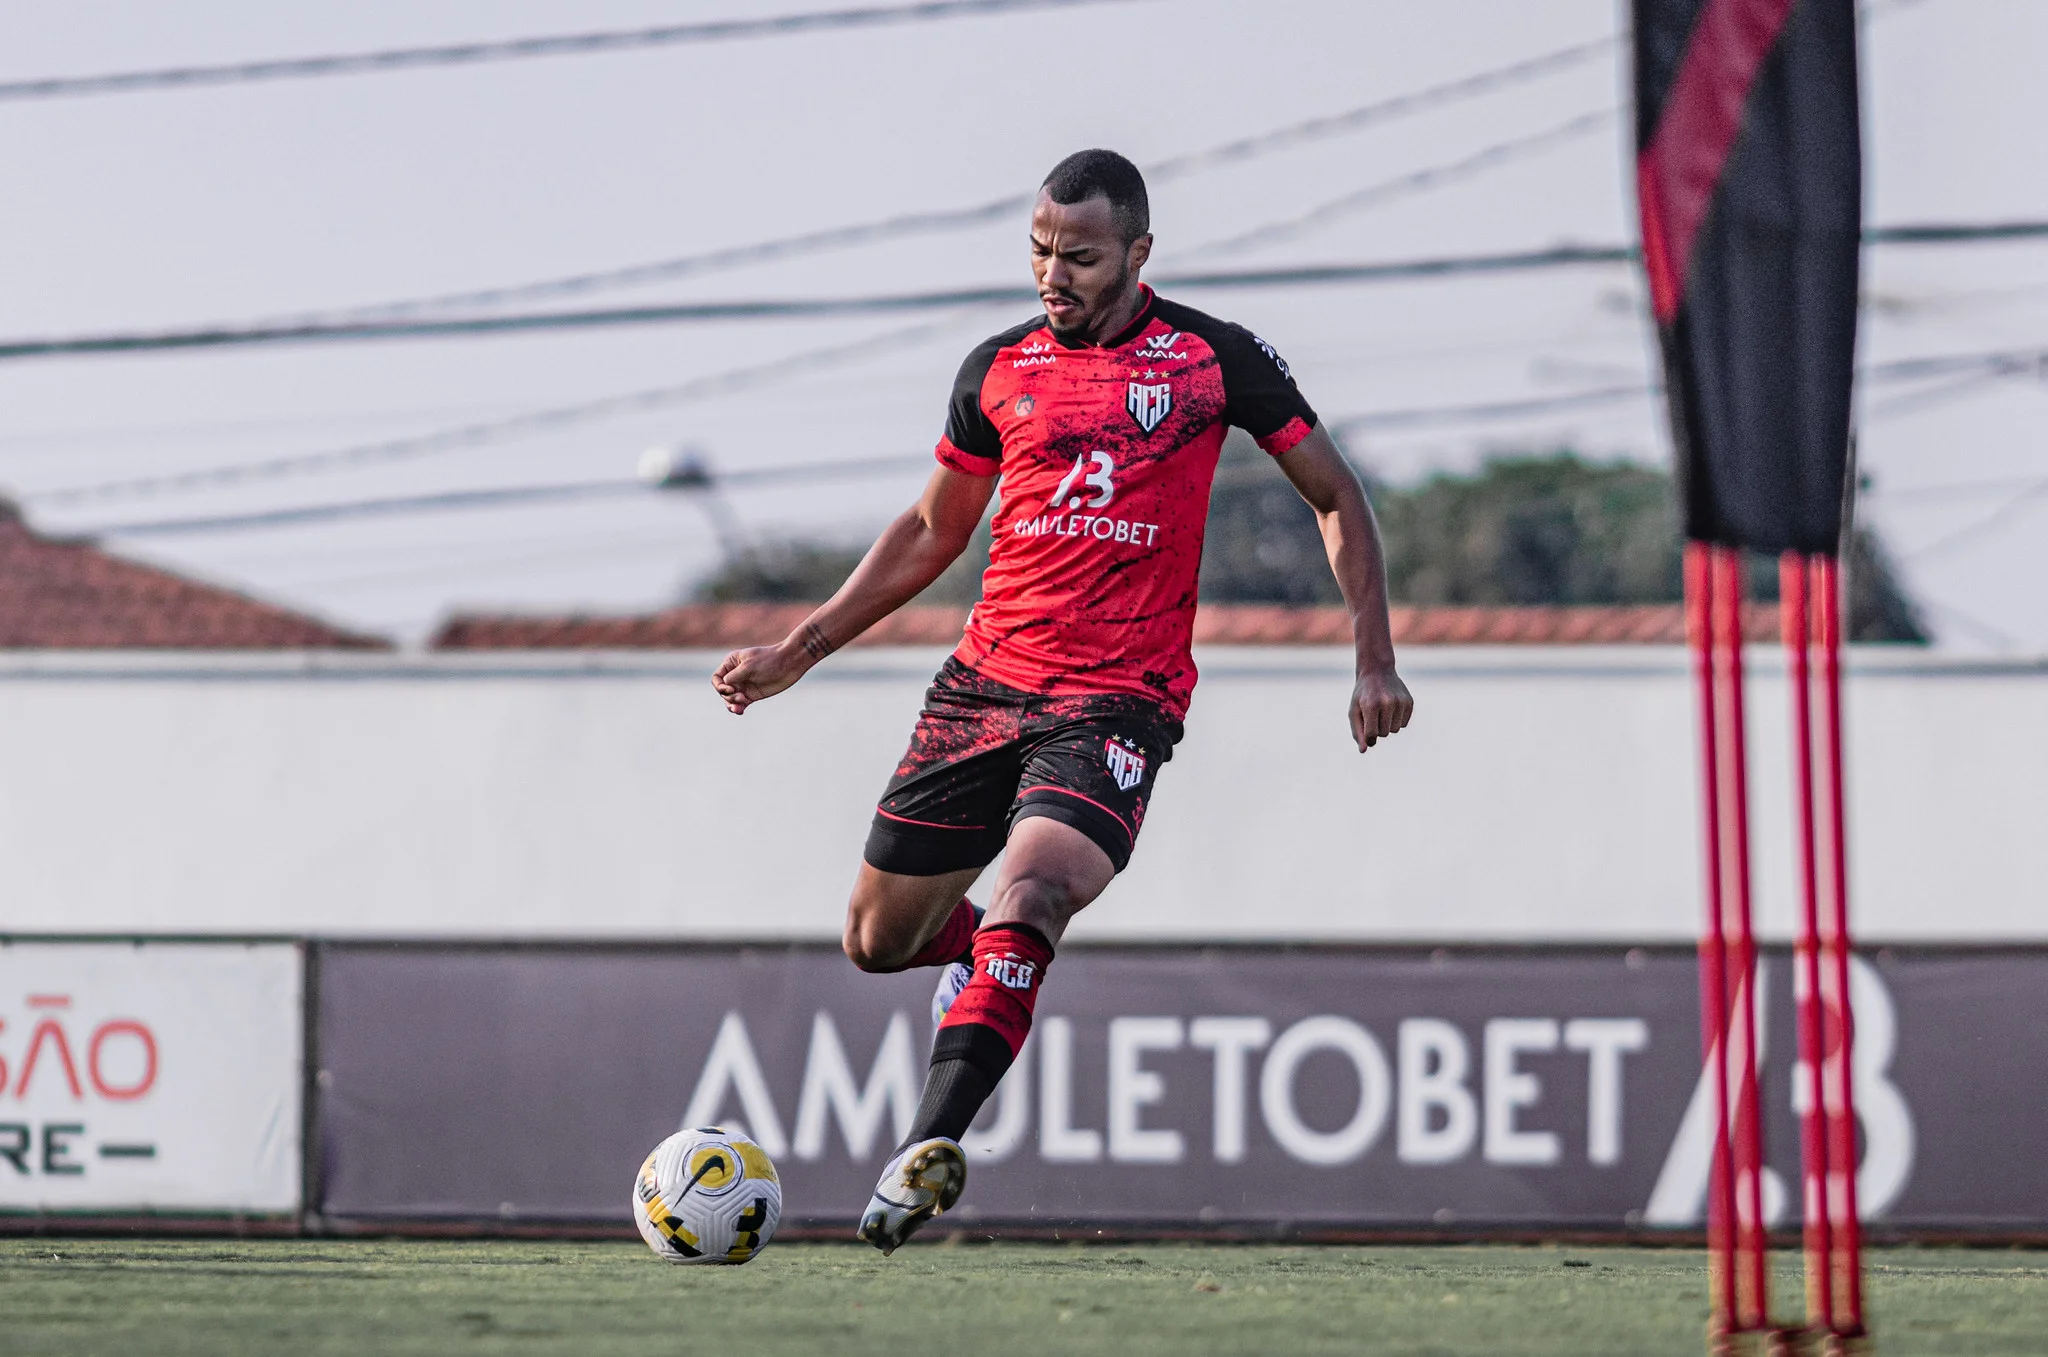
[0,647,2041,942]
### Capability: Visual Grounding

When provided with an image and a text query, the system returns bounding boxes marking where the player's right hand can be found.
[711,643,809,715]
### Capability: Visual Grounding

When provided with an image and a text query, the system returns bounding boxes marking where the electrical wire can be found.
[0,0,1144,102]
[23,311,994,506]
[9,222,2025,361]
[1869,475,2047,501]
[25,329,2048,517]
[91,480,648,537]
[1862,346,2048,385]
[1870,222,2048,244]
[83,453,942,538]
[1862,367,2029,418]
[148,35,1617,334]
[1328,384,1653,435]
[0,248,1643,362]
[1177,109,1620,259]
[1904,477,2048,562]
[0,402,531,453]
[66,350,2032,539]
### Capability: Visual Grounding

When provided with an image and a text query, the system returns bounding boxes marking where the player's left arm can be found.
[1274,425,1414,752]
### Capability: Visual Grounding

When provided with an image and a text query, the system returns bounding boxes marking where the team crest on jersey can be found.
[1104,737,1146,791]
[1126,381,1172,434]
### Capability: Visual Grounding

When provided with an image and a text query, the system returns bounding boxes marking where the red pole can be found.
[1814,553,1866,1338]
[1782,552,1835,1333]
[1710,544,1770,1331]
[1685,542,1739,1340]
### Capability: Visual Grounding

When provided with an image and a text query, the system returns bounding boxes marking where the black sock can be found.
[904,1024,1012,1145]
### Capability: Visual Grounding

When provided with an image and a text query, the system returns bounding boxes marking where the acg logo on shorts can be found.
[1105,737,1147,792]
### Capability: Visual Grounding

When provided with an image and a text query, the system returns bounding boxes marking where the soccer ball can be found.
[633,1126,783,1265]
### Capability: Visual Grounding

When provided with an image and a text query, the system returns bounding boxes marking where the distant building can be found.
[0,502,386,649]
[429,602,1779,650]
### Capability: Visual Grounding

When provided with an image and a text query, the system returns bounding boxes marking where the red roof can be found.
[432,602,1780,650]
[0,506,387,650]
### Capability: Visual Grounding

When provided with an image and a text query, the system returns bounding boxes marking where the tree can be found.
[692,541,872,603]
[689,440,1928,643]
[1364,448,1924,641]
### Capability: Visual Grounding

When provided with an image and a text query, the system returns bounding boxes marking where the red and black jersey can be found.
[933,284,1317,720]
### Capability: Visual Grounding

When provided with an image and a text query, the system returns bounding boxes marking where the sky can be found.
[1,0,2043,648]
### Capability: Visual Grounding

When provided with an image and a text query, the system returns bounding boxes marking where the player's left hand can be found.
[1349,667,1413,752]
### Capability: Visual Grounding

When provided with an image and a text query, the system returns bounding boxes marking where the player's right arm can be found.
[710,465,995,714]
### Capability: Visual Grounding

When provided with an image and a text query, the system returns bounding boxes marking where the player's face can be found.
[1030,191,1151,341]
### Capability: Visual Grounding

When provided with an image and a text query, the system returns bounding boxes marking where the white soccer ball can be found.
[632,1126,783,1265]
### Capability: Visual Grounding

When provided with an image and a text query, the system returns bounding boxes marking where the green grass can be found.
[1,1238,2041,1356]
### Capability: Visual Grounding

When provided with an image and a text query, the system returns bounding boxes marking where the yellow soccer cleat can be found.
[856,1137,966,1256]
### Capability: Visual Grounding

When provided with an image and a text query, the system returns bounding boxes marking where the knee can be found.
[842,906,904,973]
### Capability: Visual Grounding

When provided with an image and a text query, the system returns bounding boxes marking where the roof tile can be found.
[0,509,388,650]
[430,601,1780,649]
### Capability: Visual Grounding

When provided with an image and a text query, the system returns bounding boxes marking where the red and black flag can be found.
[1639,5,1872,1345]
[1634,0,1861,554]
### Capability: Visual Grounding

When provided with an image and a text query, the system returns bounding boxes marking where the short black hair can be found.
[1040,149,1150,244]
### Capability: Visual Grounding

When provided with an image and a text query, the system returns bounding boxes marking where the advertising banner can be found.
[0,941,302,1215]
[314,944,2046,1232]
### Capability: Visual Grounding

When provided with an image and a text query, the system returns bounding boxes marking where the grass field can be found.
[2,1238,2042,1356]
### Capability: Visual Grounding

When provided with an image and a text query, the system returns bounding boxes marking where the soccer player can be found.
[711,149,1413,1253]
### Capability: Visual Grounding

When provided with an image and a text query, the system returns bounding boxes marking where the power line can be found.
[54,389,1676,538]
[1138,38,1615,183]
[1341,344,2048,436]
[63,347,2042,538]
[1871,222,2048,244]
[1179,109,1620,259]
[0,401,529,452]
[1870,474,2048,501]
[82,453,941,538]
[89,480,645,537]
[1862,366,2029,418]
[70,35,1619,336]
[1904,477,2048,562]
[1858,345,2048,384]
[1328,384,1652,435]
[49,383,1668,535]
[23,311,992,505]
[0,0,1143,103]
[0,247,1644,362]
[193,4,1895,325]
[25,326,2048,514]
[139,7,1928,329]
[7,222,2031,363]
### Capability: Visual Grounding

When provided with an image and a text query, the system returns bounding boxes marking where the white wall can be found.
[0,647,2041,942]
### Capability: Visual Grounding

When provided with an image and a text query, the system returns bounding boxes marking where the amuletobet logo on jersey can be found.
[1104,736,1146,791]
[1126,380,1172,433]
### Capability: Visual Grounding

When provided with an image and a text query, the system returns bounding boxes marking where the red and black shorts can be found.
[864,658,1181,877]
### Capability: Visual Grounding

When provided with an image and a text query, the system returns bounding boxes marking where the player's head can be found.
[1032,149,1153,340]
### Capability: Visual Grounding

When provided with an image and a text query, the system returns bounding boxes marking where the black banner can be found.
[313,944,2048,1233]
[1635,0,1861,553]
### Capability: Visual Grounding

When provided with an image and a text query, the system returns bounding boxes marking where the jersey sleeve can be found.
[1211,323,1319,455]
[934,336,1004,476]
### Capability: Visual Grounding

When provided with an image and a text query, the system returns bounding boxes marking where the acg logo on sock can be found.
[984,955,1036,990]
